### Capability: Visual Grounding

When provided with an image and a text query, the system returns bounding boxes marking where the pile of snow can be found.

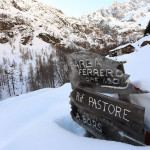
[0,83,150,150]
[108,35,150,131]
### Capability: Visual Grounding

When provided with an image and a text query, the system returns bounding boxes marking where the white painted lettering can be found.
[78,69,82,75]
[123,109,130,122]
[108,104,115,115]
[86,59,92,67]
[87,118,92,125]
[95,58,102,66]
[92,120,96,128]
[82,69,87,76]
[116,70,123,78]
[106,69,113,77]
[115,106,122,118]
[75,61,80,68]
[89,97,94,106]
[102,101,108,112]
[113,78,119,85]
[97,100,102,109]
[100,69,105,76]
[76,92,84,103]
[79,60,85,68]
[93,69,99,76]
[87,69,92,76]
[97,123,102,132]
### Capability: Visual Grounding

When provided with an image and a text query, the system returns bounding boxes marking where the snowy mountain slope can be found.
[0,0,107,51]
[0,0,110,100]
[0,84,150,150]
[81,0,150,42]
[107,35,150,131]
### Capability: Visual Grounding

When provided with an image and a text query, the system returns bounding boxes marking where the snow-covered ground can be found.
[0,83,150,150]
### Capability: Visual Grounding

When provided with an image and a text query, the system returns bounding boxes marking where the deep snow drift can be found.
[0,83,150,150]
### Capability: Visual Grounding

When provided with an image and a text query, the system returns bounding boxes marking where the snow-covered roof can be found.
[109,43,133,52]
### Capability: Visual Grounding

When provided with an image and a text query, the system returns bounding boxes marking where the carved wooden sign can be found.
[67,52,148,146]
[71,88,145,134]
[67,52,148,94]
[70,87,146,146]
[71,101,145,146]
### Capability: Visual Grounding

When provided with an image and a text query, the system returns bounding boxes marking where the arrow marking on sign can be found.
[118,132,145,146]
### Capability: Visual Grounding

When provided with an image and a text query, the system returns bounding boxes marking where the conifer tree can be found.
[144,21,150,36]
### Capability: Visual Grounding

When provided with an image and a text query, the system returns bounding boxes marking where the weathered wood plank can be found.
[70,87,145,134]
[70,100,146,146]
[67,52,149,94]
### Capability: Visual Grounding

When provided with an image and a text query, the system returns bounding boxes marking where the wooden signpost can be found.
[67,52,149,146]
[70,88,145,145]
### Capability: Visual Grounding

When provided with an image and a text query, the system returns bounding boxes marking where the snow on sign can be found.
[67,52,148,94]
[70,87,146,146]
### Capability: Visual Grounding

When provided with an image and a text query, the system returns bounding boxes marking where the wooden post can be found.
[118,63,131,103]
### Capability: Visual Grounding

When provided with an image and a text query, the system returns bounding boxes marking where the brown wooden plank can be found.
[67,52,149,94]
[70,87,145,134]
[70,101,145,146]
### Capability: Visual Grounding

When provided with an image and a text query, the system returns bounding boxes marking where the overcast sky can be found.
[38,0,126,17]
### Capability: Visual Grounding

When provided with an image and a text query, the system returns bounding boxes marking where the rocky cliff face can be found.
[81,0,150,44]
[1,0,149,56]
[0,0,111,54]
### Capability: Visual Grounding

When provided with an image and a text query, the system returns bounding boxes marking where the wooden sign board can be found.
[67,52,148,94]
[70,88,146,146]
[67,51,148,146]
[71,102,145,146]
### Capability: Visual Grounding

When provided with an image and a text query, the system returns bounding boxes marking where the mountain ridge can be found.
[81,0,150,42]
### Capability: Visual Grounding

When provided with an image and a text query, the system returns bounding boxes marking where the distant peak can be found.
[112,1,118,6]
